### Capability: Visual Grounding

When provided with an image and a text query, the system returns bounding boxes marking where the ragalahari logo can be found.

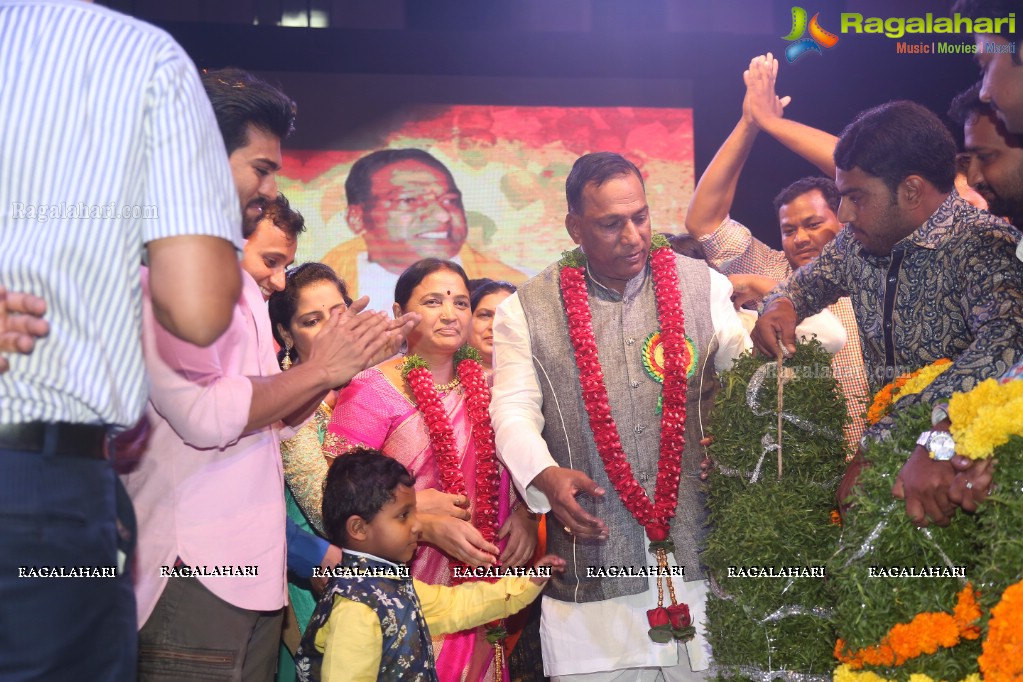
[782,7,839,62]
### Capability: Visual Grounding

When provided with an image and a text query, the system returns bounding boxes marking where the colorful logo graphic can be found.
[782,7,839,62]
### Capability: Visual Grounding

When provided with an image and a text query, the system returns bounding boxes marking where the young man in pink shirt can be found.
[122,69,417,681]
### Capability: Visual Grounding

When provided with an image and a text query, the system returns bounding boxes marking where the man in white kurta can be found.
[491,153,756,681]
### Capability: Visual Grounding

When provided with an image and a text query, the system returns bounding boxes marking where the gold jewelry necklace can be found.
[396,360,460,394]
[433,376,460,394]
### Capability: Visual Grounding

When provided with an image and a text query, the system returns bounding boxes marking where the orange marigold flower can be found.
[954,584,982,641]
[979,580,1023,682]
[834,582,981,671]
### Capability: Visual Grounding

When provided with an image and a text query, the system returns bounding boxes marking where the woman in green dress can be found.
[269,263,352,682]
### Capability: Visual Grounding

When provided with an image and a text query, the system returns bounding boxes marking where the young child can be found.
[295,448,563,682]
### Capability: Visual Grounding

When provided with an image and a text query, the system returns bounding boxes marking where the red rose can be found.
[646,607,670,629]
[667,603,691,629]
[646,525,669,541]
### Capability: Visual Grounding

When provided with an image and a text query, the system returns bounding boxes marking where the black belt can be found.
[0,422,108,459]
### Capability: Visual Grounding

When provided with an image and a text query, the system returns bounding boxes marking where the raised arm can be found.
[747,52,838,177]
[685,57,765,240]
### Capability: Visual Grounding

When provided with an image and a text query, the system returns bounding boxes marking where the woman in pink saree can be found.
[324,259,538,682]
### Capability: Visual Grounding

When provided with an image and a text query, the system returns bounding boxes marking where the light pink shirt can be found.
[123,267,290,626]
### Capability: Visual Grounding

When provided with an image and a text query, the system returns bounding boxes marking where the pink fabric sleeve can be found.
[322,372,403,458]
[141,268,254,450]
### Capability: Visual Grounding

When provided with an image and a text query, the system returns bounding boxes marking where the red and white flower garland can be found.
[559,236,695,642]
[558,239,687,542]
[402,347,502,583]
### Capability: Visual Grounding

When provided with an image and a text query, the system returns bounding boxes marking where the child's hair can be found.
[322,448,416,545]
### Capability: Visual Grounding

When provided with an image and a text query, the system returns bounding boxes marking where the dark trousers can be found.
[139,576,284,681]
[0,447,138,680]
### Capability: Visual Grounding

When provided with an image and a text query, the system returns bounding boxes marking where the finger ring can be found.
[563,525,572,535]
[965,480,974,490]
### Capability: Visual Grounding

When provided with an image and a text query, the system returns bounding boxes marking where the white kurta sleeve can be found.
[794,308,847,355]
[708,269,754,371]
[490,292,557,513]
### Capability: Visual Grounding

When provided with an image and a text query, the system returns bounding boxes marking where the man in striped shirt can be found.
[685,53,869,452]
[0,1,245,678]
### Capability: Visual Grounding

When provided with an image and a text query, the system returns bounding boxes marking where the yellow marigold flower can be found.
[866,359,951,426]
[896,358,952,400]
[950,379,1023,459]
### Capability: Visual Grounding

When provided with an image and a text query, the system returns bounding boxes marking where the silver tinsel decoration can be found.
[712,664,830,682]
[758,605,834,624]
[746,363,841,440]
[838,502,896,568]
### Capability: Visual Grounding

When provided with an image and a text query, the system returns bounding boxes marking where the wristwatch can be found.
[916,430,956,461]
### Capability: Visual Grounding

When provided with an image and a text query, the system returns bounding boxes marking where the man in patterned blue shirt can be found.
[753,100,1023,527]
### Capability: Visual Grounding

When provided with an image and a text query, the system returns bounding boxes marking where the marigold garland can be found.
[831,367,1023,679]
[834,584,981,669]
[978,578,1023,682]
[865,359,952,425]
[948,378,1023,460]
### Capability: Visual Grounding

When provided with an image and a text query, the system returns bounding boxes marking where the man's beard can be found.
[980,182,1023,229]
[988,195,1023,229]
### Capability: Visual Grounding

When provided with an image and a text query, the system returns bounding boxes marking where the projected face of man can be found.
[350,159,469,275]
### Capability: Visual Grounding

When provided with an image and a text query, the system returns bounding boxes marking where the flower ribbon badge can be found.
[643,331,698,412]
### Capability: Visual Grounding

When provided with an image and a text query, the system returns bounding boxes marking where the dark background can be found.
[99,0,978,249]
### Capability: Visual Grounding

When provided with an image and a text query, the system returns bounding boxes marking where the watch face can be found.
[929,432,956,461]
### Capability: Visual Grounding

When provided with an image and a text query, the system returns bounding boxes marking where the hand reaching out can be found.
[751,297,798,358]
[418,513,499,567]
[728,274,781,310]
[498,504,540,567]
[892,445,957,527]
[416,488,472,521]
[531,466,608,541]
[531,554,566,585]
[305,296,421,389]
[947,455,996,513]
